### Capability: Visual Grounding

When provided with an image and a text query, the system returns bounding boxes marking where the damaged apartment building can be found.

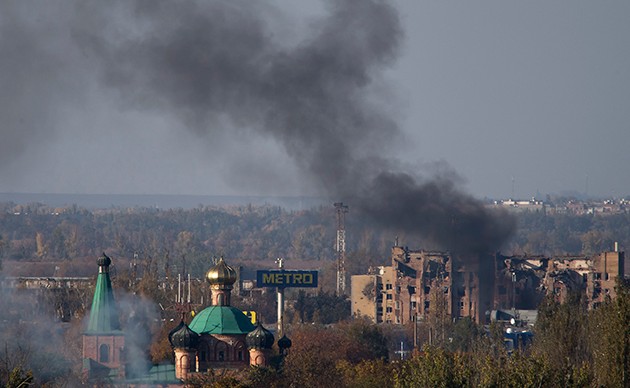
[351,246,495,324]
[496,249,626,310]
[351,245,625,324]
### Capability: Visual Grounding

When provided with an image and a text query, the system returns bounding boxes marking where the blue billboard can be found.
[256,270,318,288]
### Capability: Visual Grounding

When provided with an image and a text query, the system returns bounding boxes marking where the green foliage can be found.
[394,346,457,388]
[531,293,591,371]
[185,368,245,388]
[246,366,283,388]
[346,319,389,362]
[512,211,630,255]
[282,326,345,388]
[445,317,482,353]
[590,278,630,387]
[282,321,390,388]
[290,291,350,324]
[337,359,395,388]
[5,367,33,388]
[2,201,629,271]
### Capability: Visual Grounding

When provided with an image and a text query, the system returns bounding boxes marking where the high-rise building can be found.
[352,246,625,325]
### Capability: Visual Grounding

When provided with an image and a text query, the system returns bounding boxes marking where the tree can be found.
[426,283,451,348]
[282,325,350,387]
[35,232,46,259]
[531,293,592,384]
[337,359,395,388]
[444,317,481,353]
[50,227,67,260]
[345,319,389,362]
[590,278,630,387]
[394,346,456,388]
[185,369,245,388]
[290,291,350,324]
[5,367,33,388]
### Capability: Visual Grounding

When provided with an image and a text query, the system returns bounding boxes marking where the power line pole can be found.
[276,257,285,337]
[334,202,349,296]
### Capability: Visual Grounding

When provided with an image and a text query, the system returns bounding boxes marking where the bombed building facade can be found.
[496,250,626,310]
[351,246,495,325]
[351,245,625,324]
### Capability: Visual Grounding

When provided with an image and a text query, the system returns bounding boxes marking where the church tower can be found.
[246,322,274,367]
[82,253,126,379]
[169,320,200,380]
[187,258,255,371]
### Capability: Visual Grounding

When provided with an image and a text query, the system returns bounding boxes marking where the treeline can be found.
[0,202,391,278]
[1,202,629,278]
[513,211,630,255]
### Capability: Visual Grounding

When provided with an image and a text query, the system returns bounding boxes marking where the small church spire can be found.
[83,253,126,381]
[205,257,237,306]
[86,253,121,333]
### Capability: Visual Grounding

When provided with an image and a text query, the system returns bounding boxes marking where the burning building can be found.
[496,250,625,310]
[352,245,495,325]
[352,245,625,325]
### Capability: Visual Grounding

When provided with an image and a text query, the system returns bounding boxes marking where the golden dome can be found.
[206,257,237,286]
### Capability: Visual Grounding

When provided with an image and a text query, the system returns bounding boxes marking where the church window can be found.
[99,344,109,363]
[200,351,206,361]
[238,350,243,361]
[218,351,225,361]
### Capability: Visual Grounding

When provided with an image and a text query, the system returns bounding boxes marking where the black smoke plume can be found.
[83,0,515,254]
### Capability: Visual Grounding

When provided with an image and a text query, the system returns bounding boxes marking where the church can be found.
[82,253,289,385]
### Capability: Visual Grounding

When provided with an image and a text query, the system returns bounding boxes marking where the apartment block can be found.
[352,246,625,325]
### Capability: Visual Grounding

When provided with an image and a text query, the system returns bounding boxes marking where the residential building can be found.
[352,246,625,325]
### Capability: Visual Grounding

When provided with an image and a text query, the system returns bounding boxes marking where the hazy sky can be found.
[1,0,629,199]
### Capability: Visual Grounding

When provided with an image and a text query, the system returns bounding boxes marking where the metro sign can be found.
[256,270,318,288]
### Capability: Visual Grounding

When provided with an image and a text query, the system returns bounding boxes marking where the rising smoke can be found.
[75,0,514,255]
[3,0,515,255]
[0,2,87,168]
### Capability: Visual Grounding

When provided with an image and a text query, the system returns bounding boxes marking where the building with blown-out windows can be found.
[352,245,625,326]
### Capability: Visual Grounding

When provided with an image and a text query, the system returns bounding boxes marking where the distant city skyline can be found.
[1,1,628,199]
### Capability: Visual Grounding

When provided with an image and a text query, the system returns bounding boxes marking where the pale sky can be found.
[1,0,629,200]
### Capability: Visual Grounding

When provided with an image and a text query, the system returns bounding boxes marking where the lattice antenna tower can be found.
[334,202,349,296]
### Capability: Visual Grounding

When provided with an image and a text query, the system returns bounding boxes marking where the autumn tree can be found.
[35,232,46,259]
[282,325,347,387]
[590,278,630,387]
[4,367,33,388]
[394,346,457,388]
[337,359,396,388]
[426,283,451,347]
[290,291,350,324]
[530,292,592,385]
[281,320,389,388]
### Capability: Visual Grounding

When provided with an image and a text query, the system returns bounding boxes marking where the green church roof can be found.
[86,254,121,334]
[189,306,255,335]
